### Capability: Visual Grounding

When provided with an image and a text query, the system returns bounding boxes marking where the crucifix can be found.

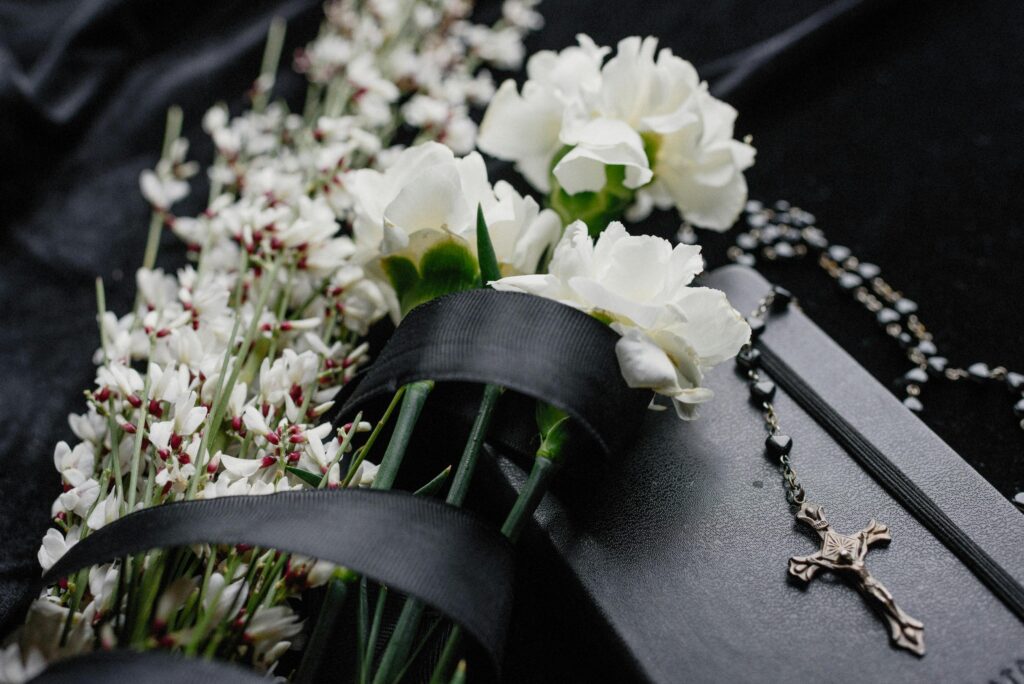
[788,501,926,656]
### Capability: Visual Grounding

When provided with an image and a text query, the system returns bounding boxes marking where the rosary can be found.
[706,199,1024,657]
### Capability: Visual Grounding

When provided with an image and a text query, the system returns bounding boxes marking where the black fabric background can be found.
[1,0,1022,666]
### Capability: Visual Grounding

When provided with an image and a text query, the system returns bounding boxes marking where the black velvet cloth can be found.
[1,0,1022,656]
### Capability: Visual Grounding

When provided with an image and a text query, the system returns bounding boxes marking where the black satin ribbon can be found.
[332,289,650,460]
[29,649,267,683]
[40,490,514,675]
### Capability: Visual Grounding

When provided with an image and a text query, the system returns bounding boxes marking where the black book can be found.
[486,265,1024,683]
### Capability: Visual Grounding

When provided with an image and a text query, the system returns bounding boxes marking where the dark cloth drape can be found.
[1,0,1021,649]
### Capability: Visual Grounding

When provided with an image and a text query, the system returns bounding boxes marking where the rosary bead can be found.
[751,380,777,402]
[745,199,764,213]
[926,356,949,377]
[748,317,766,339]
[766,434,793,457]
[838,272,863,291]
[776,212,793,225]
[734,252,756,267]
[736,347,761,370]
[773,199,791,212]
[903,396,924,412]
[897,332,915,349]
[748,212,768,229]
[894,298,919,316]
[760,225,782,244]
[828,245,852,263]
[736,232,758,251]
[774,242,796,259]
[857,262,881,280]
[903,367,929,386]
[1005,371,1024,393]
[915,340,938,357]
[876,308,901,326]
[802,227,828,250]
[771,286,794,311]
[967,362,991,382]
[1014,398,1024,418]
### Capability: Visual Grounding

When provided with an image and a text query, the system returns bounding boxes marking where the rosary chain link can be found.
[747,295,806,507]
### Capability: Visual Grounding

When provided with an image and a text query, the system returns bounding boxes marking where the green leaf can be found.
[286,466,323,488]
[535,401,571,463]
[413,466,452,498]
[475,205,502,287]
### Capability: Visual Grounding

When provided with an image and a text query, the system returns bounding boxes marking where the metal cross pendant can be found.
[788,502,926,656]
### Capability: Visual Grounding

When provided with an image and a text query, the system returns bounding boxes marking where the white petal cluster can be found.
[6,2,548,679]
[478,35,756,230]
[494,221,751,418]
[347,141,562,279]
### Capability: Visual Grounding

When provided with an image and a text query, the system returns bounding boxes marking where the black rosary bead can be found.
[760,225,782,244]
[926,356,949,378]
[1005,371,1024,394]
[856,262,881,280]
[903,367,929,386]
[801,227,828,250]
[736,347,761,370]
[748,317,766,339]
[838,272,863,291]
[894,299,919,316]
[736,233,758,251]
[734,252,756,267]
[915,340,938,357]
[876,308,901,326]
[766,434,793,457]
[747,212,768,229]
[774,242,796,259]
[967,362,991,382]
[751,380,777,402]
[903,396,924,412]
[1014,398,1024,418]
[771,286,793,311]
[827,245,851,263]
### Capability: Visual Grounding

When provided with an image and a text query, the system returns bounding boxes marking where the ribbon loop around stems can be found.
[333,289,650,460]
[38,490,514,677]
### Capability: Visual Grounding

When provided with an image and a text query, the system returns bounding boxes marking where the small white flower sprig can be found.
[494,221,752,419]
[478,35,756,233]
[0,2,547,682]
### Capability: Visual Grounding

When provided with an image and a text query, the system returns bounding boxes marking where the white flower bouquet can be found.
[0,1,755,682]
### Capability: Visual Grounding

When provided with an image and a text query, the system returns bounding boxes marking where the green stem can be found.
[342,388,406,487]
[140,106,184,273]
[364,586,388,679]
[433,453,564,677]
[252,17,287,113]
[376,384,501,682]
[371,600,426,684]
[427,626,462,684]
[500,455,561,543]
[126,341,156,512]
[446,384,502,506]
[370,381,434,491]
[294,577,350,683]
